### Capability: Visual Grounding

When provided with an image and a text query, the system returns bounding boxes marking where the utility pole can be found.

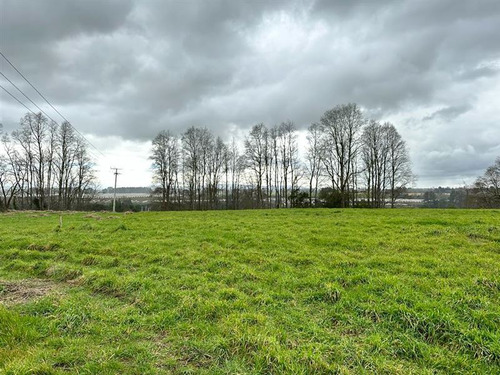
[111,167,121,212]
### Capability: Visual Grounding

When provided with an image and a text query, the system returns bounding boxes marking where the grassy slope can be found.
[0,209,499,374]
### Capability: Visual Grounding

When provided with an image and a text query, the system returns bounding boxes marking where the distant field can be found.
[0,209,499,374]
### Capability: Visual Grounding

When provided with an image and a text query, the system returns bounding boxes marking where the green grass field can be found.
[0,209,499,374]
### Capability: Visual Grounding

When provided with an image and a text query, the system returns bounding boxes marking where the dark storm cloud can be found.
[0,0,133,76]
[1,0,132,43]
[1,0,499,186]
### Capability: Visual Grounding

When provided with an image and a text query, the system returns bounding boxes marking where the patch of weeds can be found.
[307,282,342,304]
[390,309,459,346]
[45,265,82,281]
[337,261,357,268]
[105,258,120,268]
[32,261,50,276]
[468,232,482,240]
[219,288,242,301]
[475,278,500,292]
[21,297,60,318]
[2,250,20,260]
[416,219,450,226]
[85,275,124,298]
[338,274,370,288]
[26,242,60,252]
[125,280,147,293]
[365,309,382,323]
[114,223,128,232]
[53,251,71,262]
[57,307,92,334]
[390,333,426,360]
[81,256,98,266]
[80,223,95,231]
[153,311,177,330]
[208,260,231,272]
[239,312,266,326]
[430,230,443,236]
[289,256,315,266]
[437,268,455,278]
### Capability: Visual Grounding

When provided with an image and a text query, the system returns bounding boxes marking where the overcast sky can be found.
[1,0,499,188]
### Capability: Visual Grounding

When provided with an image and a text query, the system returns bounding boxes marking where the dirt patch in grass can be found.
[84,213,102,220]
[0,279,60,305]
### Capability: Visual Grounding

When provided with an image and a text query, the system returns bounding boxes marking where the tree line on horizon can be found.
[1,104,498,211]
[150,103,415,210]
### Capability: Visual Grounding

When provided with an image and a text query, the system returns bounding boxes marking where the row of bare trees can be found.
[150,122,304,210]
[150,127,247,210]
[150,103,414,210]
[244,121,301,208]
[361,121,413,208]
[305,103,414,208]
[0,112,96,211]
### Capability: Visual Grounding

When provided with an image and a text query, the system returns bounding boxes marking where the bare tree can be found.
[208,136,226,208]
[306,122,323,206]
[228,138,243,209]
[74,138,95,210]
[270,125,281,208]
[361,120,388,207]
[12,115,34,208]
[361,121,414,207]
[45,121,58,209]
[384,123,414,207]
[0,156,11,210]
[182,127,203,210]
[473,157,500,207]
[263,127,272,208]
[150,130,179,210]
[0,126,19,210]
[4,113,96,211]
[320,103,364,207]
[278,121,299,208]
[55,121,77,210]
[199,128,214,210]
[245,124,267,208]
[1,133,25,209]
[30,113,48,209]
[10,113,49,209]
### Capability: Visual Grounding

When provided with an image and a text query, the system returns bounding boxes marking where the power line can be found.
[0,51,70,123]
[0,83,37,115]
[1,81,101,161]
[0,50,106,158]
[0,70,61,126]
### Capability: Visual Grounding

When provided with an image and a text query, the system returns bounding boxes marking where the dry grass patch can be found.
[0,279,60,305]
[84,213,102,220]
